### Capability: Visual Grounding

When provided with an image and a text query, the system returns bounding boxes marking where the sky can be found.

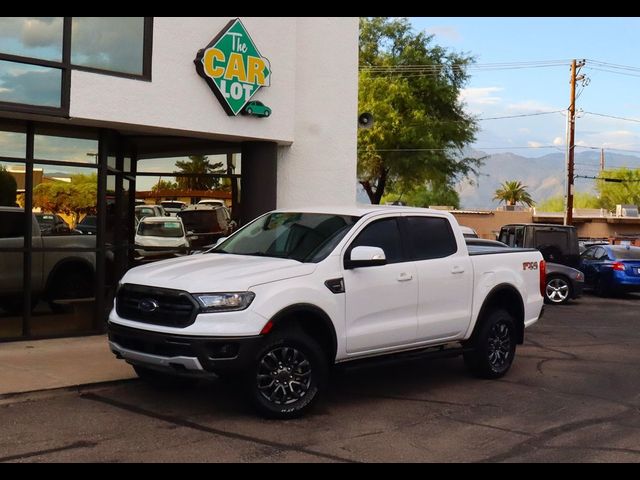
[409,17,640,173]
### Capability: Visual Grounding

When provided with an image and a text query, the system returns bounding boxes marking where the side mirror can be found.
[187,230,194,236]
[344,246,387,269]
[214,236,227,247]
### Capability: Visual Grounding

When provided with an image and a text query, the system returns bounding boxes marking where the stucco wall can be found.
[69,17,359,209]
[276,17,358,208]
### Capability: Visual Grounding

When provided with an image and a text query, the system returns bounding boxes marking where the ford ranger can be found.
[108,206,545,418]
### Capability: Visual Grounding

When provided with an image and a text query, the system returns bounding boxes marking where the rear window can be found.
[178,210,222,233]
[406,216,457,260]
[161,202,185,209]
[534,229,569,250]
[610,247,640,260]
[138,221,184,238]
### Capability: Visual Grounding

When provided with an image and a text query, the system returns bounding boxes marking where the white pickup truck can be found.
[108,206,545,418]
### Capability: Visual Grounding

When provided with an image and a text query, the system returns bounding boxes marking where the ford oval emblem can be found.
[138,298,159,313]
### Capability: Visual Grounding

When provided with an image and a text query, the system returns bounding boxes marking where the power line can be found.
[367,145,561,152]
[586,59,640,73]
[583,111,640,124]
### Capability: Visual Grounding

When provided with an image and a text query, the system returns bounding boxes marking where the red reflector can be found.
[260,320,274,335]
[612,262,626,271]
[539,260,546,297]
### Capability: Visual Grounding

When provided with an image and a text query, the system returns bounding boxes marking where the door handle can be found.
[397,272,413,282]
[451,266,465,274]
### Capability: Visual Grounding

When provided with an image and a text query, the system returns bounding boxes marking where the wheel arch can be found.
[472,283,525,344]
[267,303,338,364]
[45,257,95,298]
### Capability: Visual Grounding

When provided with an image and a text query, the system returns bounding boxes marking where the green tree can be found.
[0,166,17,206]
[382,181,460,208]
[174,155,224,191]
[33,174,97,228]
[595,168,640,210]
[538,192,599,212]
[151,179,179,192]
[493,180,535,207]
[358,17,481,204]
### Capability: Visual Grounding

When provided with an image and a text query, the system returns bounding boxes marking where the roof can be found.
[501,223,576,229]
[138,216,183,223]
[271,204,455,218]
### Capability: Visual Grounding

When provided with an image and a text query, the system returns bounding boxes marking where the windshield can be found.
[137,220,184,238]
[212,212,360,262]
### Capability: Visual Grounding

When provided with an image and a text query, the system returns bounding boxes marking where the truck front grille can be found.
[116,284,198,328]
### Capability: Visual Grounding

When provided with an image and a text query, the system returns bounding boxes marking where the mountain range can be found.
[457,149,640,210]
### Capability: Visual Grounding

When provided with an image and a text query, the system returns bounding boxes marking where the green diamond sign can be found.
[194,18,272,116]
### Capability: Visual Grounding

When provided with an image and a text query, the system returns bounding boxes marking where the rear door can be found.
[405,215,473,341]
[343,216,418,354]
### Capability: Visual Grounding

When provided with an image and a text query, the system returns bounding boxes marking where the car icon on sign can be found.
[242,100,271,117]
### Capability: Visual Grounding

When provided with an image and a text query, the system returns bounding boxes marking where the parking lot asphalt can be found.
[1,293,640,463]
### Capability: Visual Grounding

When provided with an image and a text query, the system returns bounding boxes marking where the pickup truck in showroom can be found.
[108,206,545,418]
[0,206,96,313]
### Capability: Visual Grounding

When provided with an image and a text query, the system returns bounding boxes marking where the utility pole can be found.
[565,59,586,226]
[600,148,605,172]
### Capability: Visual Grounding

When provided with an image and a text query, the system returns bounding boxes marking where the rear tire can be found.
[246,330,328,419]
[463,309,517,379]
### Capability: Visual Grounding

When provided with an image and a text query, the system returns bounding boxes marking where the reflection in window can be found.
[34,134,99,163]
[0,17,63,61]
[0,162,21,207]
[71,17,145,75]
[0,60,62,107]
[32,164,97,232]
[0,130,26,158]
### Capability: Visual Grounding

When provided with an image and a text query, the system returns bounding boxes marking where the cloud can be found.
[506,100,558,113]
[0,64,61,107]
[459,87,503,106]
[527,141,543,148]
[518,128,531,134]
[553,136,564,146]
[0,18,63,51]
[425,26,462,42]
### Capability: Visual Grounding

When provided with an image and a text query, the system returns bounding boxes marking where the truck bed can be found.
[467,245,538,256]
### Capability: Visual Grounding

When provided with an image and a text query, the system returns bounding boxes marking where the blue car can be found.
[579,244,640,296]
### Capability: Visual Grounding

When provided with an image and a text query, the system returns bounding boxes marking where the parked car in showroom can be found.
[467,237,583,305]
[579,244,640,296]
[76,215,97,235]
[160,200,187,216]
[177,204,236,251]
[134,216,190,261]
[34,213,77,236]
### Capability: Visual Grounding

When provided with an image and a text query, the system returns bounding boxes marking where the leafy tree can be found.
[174,155,224,191]
[595,168,640,210]
[151,179,179,192]
[493,180,535,207]
[538,192,599,212]
[32,174,97,228]
[0,166,17,206]
[358,17,481,204]
[382,181,460,208]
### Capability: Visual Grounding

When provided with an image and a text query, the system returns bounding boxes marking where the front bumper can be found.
[108,322,264,376]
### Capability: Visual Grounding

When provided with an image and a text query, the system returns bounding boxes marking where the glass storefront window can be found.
[0,60,62,108]
[71,17,145,75]
[0,17,63,62]
[0,127,26,158]
[34,134,99,163]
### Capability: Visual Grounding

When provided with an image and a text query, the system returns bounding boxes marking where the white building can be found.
[0,17,358,340]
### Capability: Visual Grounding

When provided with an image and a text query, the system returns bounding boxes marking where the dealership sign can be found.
[195,18,271,116]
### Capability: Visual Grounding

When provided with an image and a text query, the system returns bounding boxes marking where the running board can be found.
[336,344,472,371]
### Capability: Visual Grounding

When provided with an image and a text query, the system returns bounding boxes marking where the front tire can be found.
[247,330,328,419]
[463,309,517,379]
[545,275,572,304]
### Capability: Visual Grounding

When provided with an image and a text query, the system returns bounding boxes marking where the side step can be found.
[336,344,472,372]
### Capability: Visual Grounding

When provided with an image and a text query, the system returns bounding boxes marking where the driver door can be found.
[342,217,418,354]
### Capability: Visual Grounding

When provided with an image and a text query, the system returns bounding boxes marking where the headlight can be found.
[193,292,255,312]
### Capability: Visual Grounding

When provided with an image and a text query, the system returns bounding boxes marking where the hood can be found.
[121,253,316,292]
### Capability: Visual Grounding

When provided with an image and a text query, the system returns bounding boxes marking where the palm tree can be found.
[493,180,535,207]
[174,155,225,191]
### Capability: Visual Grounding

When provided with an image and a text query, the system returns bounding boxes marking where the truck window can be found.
[534,229,568,250]
[514,227,524,248]
[350,218,404,264]
[405,216,457,260]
